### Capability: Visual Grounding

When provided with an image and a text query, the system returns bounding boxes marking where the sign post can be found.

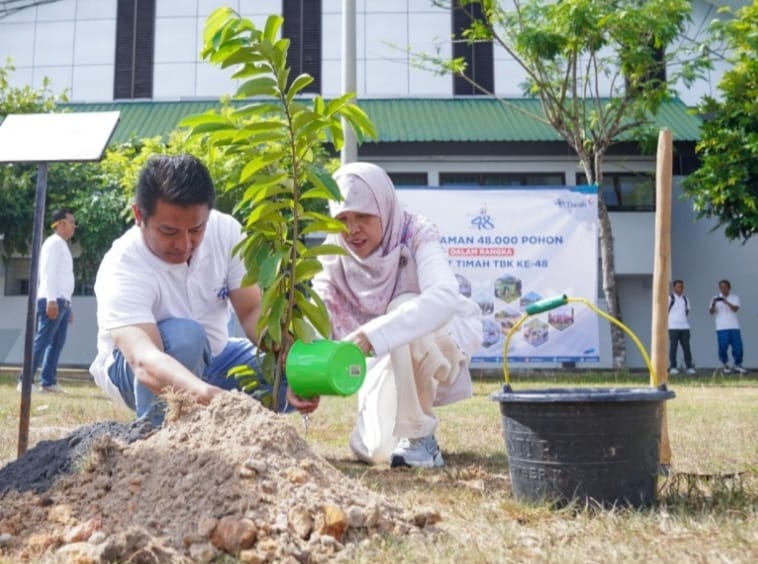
[0,111,120,456]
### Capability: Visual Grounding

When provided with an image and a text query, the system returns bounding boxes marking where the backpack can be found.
[668,293,689,312]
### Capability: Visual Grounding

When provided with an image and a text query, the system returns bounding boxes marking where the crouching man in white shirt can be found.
[89,154,319,424]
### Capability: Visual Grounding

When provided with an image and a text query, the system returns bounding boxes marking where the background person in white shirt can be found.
[667,279,696,375]
[17,208,76,394]
[313,162,482,469]
[89,154,319,424]
[708,279,747,374]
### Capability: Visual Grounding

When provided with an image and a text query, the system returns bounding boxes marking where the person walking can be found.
[668,279,696,375]
[708,279,747,374]
[17,208,76,393]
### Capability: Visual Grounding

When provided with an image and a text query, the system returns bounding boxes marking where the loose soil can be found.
[0,391,439,562]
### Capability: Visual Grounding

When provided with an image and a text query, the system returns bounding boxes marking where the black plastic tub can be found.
[491,386,676,508]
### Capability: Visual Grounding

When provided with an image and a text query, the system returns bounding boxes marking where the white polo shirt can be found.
[712,293,741,331]
[89,210,246,402]
[668,294,690,330]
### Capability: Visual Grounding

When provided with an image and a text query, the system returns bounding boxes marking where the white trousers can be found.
[348,295,468,465]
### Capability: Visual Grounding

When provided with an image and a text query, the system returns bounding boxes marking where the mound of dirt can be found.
[0,392,439,562]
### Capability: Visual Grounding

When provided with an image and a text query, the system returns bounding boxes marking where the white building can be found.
[1,0,756,370]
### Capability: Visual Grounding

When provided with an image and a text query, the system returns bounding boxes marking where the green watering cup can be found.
[285,340,367,398]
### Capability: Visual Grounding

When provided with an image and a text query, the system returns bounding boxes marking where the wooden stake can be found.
[653,128,672,465]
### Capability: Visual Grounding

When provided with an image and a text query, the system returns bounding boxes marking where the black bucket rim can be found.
[490,387,675,403]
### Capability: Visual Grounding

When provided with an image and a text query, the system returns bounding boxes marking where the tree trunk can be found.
[582,152,627,369]
[597,198,627,369]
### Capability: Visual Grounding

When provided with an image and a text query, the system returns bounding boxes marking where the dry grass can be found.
[1,369,756,563]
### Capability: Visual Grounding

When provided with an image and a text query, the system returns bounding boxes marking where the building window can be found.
[626,44,666,95]
[114,0,155,99]
[282,0,322,94]
[389,172,428,186]
[452,1,494,95]
[3,258,30,297]
[578,173,655,211]
[439,172,565,186]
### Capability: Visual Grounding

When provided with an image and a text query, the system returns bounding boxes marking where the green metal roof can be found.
[59,97,701,146]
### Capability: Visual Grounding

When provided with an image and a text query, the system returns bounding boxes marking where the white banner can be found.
[397,186,599,365]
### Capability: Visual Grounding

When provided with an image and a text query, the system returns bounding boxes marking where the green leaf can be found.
[245,200,289,226]
[287,74,315,103]
[243,170,289,192]
[259,250,286,288]
[293,258,323,283]
[239,151,286,182]
[305,166,342,200]
[302,244,346,258]
[295,290,331,339]
[299,219,345,236]
[267,295,287,344]
[258,281,282,319]
[324,93,355,116]
[292,315,317,342]
[340,104,378,140]
[263,14,284,44]
[237,76,278,98]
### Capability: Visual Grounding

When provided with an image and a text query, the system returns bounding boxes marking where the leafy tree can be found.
[682,2,758,241]
[425,0,710,367]
[181,8,376,409]
[0,60,67,260]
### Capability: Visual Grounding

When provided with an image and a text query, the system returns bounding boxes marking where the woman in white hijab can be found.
[312,162,481,468]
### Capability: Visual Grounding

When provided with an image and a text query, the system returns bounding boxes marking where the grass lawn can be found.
[1,369,756,563]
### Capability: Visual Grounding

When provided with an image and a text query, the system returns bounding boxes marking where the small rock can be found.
[48,504,73,524]
[88,531,107,545]
[316,505,347,542]
[346,505,365,528]
[363,503,381,528]
[244,458,267,474]
[211,516,257,553]
[0,532,13,546]
[56,541,103,563]
[288,506,313,539]
[63,517,101,543]
[413,507,441,527]
[189,541,219,563]
[285,467,309,484]
[197,516,218,539]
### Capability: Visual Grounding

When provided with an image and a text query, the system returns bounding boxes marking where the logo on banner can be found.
[471,206,495,230]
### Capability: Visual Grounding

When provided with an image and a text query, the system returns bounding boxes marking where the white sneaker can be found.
[733,365,748,374]
[40,384,68,394]
[668,367,679,375]
[390,435,445,468]
[722,364,732,374]
[16,382,39,393]
[686,368,697,375]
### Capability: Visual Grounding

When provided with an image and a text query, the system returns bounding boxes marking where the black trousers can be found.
[668,329,693,369]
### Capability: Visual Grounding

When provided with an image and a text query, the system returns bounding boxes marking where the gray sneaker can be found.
[668,367,679,375]
[16,382,39,393]
[390,435,444,468]
[40,384,68,394]
[733,365,748,374]
[722,364,733,374]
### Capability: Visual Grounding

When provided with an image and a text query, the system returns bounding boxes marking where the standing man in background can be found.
[17,208,76,393]
[709,279,747,374]
[668,279,696,375]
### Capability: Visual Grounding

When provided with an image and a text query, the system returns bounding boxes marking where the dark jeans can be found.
[107,318,291,425]
[21,298,72,387]
[668,329,693,369]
